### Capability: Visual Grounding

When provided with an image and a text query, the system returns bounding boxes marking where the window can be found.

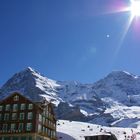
[46,106,49,111]
[20,104,25,110]
[27,112,33,120]
[46,119,49,125]
[48,107,51,112]
[42,116,45,124]
[43,126,45,133]
[13,95,19,101]
[28,104,33,110]
[13,137,18,140]
[38,124,41,132]
[11,123,16,131]
[51,130,53,138]
[43,109,46,116]
[18,123,24,131]
[26,123,32,131]
[53,131,56,138]
[0,114,2,121]
[5,104,10,111]
[45,127,48,133]
[13,104,18,111]
[12,113,17,120]
[21,137,26,140]
[12,136,19,140]
[46,111,49,118]
[39,114,42,122]
[0,106,3,111]
[2,124,8,131]
[53,123,56,128]
[3,137,10,140]
[28,136,32,140]
[48,129,51,137]
[4,113,9,121]
[19,113,25,120]
[48,120,51,126]
[48,113,52,119]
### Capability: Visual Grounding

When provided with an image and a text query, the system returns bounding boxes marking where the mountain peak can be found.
[21,67,39,75]
[106,70,138,79]
[18,67,47,81]
[25,67,35,72]
[109,70,131,75]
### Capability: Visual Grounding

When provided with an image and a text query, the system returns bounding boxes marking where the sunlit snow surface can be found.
[57,120,140,140]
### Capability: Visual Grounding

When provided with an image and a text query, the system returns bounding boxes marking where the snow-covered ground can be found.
[57,120,140,140]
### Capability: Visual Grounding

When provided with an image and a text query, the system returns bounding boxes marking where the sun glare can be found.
[130,0,140,17]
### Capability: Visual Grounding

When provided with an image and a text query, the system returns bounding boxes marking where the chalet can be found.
[0,92,57,140]
[85,133,117,140]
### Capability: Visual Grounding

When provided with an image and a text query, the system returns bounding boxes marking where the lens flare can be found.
[130,0,140,17]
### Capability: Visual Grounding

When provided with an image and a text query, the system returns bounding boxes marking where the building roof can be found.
[0,91,49,109]
[84,132,118,140]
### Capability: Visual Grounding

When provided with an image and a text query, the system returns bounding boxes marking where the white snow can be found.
[80,109,89,116]
[2,67,140,128]
[57,120,140,140]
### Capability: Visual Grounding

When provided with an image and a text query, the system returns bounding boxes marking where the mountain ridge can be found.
[1,67,140,128]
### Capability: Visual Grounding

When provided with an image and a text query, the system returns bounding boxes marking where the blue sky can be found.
[0,0,140,86]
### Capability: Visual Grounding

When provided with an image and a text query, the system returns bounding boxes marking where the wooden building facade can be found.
[0,92,57,140]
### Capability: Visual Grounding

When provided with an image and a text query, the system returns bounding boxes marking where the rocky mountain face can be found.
[1,67,140,128]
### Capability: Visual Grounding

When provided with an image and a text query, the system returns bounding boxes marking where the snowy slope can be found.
[57,120,140,140]
[1,67,140,127]
[0,67,62,105]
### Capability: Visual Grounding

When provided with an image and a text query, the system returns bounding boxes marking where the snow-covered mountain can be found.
[1,67,140,128]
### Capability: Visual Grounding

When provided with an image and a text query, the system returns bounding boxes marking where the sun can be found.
[130,0,140,17]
